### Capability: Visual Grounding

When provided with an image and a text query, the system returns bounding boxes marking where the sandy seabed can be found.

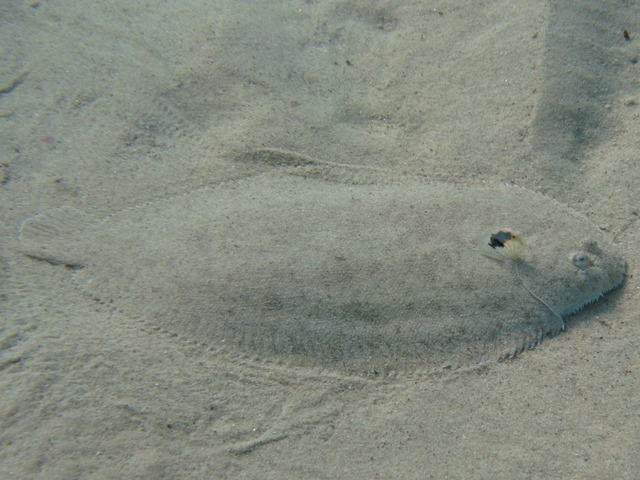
[1,1,639,478]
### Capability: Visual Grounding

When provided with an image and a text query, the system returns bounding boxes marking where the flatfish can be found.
[19,157,626,373]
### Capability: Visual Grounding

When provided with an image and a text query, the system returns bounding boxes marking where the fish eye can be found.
[571,252,592,269]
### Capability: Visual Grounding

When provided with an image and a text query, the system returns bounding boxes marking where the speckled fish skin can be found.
[19,162,626,373]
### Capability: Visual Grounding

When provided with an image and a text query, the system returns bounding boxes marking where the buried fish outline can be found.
[18,156,627,373]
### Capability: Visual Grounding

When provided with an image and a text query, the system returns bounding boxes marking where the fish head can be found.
[521,232,627,318]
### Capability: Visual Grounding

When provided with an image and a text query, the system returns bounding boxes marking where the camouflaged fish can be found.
[19,156,626,373]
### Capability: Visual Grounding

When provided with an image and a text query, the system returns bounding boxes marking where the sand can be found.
[1,0,639,478]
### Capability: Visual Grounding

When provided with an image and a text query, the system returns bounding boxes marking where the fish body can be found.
[19,163,626,372]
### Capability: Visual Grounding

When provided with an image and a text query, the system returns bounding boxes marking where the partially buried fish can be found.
[19,154,626,373]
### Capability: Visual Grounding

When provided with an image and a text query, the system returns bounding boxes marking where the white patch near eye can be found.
[479,228,525,262]
[571,251,591,269]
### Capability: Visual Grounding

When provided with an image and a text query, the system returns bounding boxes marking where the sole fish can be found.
[19,156,626,373]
